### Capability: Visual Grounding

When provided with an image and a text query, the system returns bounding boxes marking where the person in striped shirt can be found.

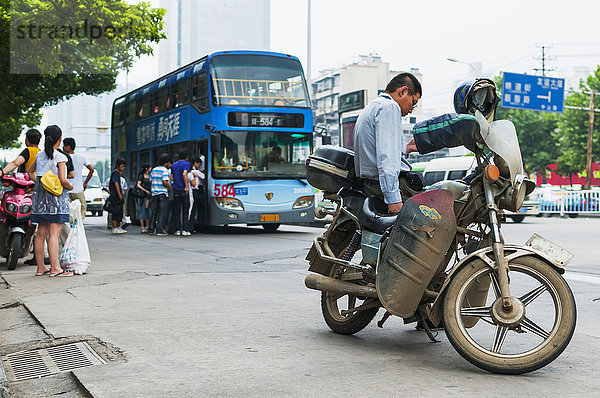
[148,154,172,236]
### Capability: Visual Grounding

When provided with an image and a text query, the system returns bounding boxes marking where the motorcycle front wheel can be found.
[7,233,23,270]
[321,262,379,335]
[442,256,576,374]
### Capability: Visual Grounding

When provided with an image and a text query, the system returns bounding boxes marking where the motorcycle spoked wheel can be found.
[321,263,379,335]
[442,256,576,374]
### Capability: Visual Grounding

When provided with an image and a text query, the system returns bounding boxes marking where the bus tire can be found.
[262,223,280,232]
[509,215,525,223]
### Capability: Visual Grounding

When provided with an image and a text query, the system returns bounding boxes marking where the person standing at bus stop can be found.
[109,159,127,235]
[171,149,191,236]
[63,137,94,219]
[353,72,422,214]
[149,154,172,236]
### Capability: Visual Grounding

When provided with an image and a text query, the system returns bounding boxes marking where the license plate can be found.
[260,214,279,222]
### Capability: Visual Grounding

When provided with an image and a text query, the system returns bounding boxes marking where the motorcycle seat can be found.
[358,196,397,234]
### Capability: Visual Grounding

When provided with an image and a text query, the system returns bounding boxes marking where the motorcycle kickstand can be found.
[377,311,391,328]
[415,310,439,343]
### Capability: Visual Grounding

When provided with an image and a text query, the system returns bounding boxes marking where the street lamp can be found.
[447,58,481,77]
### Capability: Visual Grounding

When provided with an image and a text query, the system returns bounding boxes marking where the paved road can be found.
[0,216,599,397]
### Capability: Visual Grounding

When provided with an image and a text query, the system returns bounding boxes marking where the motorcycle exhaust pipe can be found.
[304,274,378,298]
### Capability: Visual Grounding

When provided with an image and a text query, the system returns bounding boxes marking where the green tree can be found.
[0,0,165,147]
[555,67,600,183]
[494,75,561,178]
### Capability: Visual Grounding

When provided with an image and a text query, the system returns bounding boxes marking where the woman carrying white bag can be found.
[60,199,91,274]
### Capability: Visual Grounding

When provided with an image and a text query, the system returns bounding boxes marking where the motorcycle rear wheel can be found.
[7,233,23,271]
[321,263,379,335]
[442,256,576,374]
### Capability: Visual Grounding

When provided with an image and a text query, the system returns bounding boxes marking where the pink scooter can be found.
[0,172,35,270]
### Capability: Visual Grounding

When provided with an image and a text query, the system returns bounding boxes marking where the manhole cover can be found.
[1,342,106,381]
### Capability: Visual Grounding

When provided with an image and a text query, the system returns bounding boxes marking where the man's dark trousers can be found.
[149,194,168,233]
[173,189,190,232]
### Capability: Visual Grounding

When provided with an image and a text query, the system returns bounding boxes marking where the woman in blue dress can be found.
[28,125,74,277]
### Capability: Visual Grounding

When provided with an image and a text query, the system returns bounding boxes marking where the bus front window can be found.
[210,55,310,108]
[213,131,312,178]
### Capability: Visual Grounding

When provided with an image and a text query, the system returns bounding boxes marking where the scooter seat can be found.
[358,196,397,234]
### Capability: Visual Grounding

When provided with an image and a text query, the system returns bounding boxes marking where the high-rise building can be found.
[158,0,270,75]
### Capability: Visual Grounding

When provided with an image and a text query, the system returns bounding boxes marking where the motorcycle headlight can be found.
[293,196,314,209]
[6,203,18,213]
[20,204,32,214]
[499,174,534,212]
[215,197,244,210]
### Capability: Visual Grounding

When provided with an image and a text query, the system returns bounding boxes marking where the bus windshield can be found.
[211,55,310,107]
[213,131,312,178]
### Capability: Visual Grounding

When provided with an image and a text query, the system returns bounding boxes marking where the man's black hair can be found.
[63,137,76,150]
[116,158,126,168]
[385,72,422,96]
[178,148,188,160]
[26,128,41,146]
[159,153,171,166]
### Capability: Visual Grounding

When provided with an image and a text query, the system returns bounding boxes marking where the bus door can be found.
[197,140,208,224]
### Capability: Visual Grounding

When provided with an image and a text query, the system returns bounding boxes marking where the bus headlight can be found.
[215,197,244,210]
[293,196,314,209]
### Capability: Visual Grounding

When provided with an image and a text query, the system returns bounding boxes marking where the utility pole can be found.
[586,89,595,190]
[533,45,555,76]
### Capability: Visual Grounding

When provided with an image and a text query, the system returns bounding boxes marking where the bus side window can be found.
[127,99,136,123]
[171,83,179,109]
[158,86,170,111]
[112,105,121,127]
[137,95,150,119]
[176,78,190,107]
[152,92,160,114]
[192,73,209,112]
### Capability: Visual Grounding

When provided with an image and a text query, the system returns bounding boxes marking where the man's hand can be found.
[83,182,87,190]
[406,138,417,154]
[388,202,403,214]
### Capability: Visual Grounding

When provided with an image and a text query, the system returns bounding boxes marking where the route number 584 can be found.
[214,184,235,197]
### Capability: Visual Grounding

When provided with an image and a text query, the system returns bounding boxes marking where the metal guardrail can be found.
[539,190,600,215]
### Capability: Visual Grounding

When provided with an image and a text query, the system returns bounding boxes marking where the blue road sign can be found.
[502,72,565,113]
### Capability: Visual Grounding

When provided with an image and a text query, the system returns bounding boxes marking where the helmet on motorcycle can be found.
[453,78,500,121]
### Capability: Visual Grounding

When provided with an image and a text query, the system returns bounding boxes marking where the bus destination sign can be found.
[228,112,304,128]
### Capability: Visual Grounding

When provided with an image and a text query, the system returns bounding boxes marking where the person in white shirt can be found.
[63,138,93,219]
[188,157,205,233]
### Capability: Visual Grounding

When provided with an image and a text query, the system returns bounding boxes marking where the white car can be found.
[83,170,108,216]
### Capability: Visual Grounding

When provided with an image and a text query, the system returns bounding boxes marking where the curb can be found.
[0,356,9,398]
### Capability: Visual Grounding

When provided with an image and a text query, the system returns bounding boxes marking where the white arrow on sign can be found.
[537,91,551,103]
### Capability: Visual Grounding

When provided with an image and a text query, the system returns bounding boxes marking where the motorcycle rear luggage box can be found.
[306,145,355,193]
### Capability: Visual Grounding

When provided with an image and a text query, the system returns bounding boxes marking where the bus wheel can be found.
[262,223,280,232]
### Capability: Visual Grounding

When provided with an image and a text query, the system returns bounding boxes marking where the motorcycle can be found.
[0,172,36,270]
[304,79,576,374]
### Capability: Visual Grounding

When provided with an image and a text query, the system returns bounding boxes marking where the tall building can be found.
[158,0,270,75]
[43,85,127,166]
[311,54,424,147]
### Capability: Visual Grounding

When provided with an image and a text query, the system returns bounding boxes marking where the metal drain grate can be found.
[2,342,106,381]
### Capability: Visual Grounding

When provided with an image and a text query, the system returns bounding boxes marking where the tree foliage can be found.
[0,0,165,148]
[555,67,600,178]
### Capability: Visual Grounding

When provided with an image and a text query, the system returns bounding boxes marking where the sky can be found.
[123,0,600,116]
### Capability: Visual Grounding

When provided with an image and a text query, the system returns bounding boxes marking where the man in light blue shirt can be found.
[354,72,421,214]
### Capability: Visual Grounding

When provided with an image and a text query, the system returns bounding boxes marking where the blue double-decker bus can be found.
[111,50,314,230]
